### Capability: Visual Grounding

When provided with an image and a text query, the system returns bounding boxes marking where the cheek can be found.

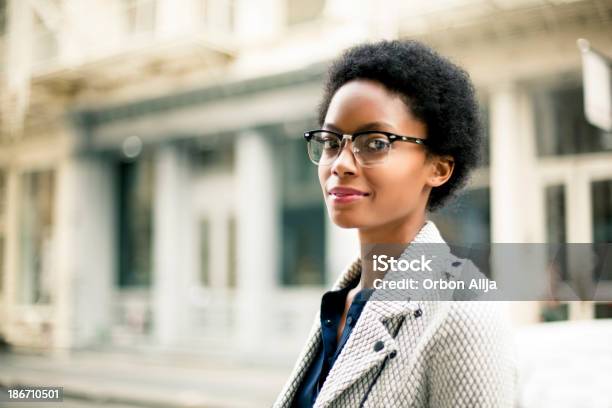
[318,165,330,192]
[369,161,429,205]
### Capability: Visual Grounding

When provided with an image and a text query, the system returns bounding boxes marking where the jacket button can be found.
[324,319,332,327]
[373,340,384,352]
[389,350,397,359]
[414,308,423,318]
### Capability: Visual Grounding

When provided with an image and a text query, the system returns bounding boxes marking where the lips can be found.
[328,186,369,196]
[328,186,370,204]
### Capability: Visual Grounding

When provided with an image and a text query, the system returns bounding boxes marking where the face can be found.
[318,79,453,236]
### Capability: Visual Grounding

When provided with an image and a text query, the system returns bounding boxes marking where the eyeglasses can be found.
[303,129,426,167]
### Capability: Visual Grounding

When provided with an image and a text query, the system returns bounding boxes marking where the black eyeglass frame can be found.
[303,129,427,165]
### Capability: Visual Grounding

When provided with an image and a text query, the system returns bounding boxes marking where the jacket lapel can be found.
[313,293,421,407]
[274,258,363,407]
[314,220,448,407]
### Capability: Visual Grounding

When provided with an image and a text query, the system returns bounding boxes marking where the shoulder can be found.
[425,302,517,406]
[416,298,516,369]
[442,301,512,339]
[429,301,517,381]
[440,251,498,301]
[426,299,515,352]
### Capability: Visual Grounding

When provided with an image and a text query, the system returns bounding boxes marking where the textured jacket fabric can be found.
[273,220,517,408]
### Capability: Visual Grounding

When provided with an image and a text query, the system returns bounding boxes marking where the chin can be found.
[329,213,364,229]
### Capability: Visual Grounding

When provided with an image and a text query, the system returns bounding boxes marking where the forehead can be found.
[325,79,414,129]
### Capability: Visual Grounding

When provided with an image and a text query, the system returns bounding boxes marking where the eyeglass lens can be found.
[308,131,391,166]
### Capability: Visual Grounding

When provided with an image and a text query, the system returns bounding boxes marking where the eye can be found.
[361,135,390,152]
[367,139,389,151]
[317,135,340,150]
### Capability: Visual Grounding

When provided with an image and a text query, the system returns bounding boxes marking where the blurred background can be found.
[0,0,611,407]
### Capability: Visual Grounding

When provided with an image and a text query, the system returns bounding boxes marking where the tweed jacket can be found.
[273,220,517,408]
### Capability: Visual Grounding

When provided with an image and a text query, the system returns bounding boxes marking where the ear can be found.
[427,155,454,187]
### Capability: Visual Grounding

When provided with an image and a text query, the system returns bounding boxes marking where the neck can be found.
[356,212,428,290]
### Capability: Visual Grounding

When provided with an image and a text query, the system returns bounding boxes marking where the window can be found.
[431,187,491,244]
[595,303,612,318]
[592,179,612,243]
[18,170,55,304]
[281,206,326,285]
[279,121,320,206]
[278,132,326,286]
[591,180,612,299]
[0,0,6,35]
[286,0,325,26]
[117,154,154,287]
[191,136,235,175]
[533,85,612,156]
[545,184,569,281]
[431,187,491,277]
[540,303,569,322]
[199,218,210,286]
[546,184,566,244]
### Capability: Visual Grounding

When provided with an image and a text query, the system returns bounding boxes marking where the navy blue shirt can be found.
[292,278,374,408]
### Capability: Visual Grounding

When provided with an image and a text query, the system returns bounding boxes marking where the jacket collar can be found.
[314,220,449,407]
[275,220,448,408]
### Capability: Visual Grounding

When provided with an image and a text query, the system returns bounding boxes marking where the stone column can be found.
[234,130,279,357]
[490,84,540,242]
[489,84,542,324]
[55,155,115,350]
[152,144,193,348]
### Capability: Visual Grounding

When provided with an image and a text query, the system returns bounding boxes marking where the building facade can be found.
[0,0,611,362]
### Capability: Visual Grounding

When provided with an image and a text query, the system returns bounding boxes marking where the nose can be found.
[331,136,357,176]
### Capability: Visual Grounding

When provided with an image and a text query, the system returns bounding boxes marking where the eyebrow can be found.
[323,121,395,133]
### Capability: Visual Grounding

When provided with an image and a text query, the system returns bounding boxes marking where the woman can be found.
[274,40,516,408]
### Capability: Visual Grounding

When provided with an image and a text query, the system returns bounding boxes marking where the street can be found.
[0,350,289,408]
